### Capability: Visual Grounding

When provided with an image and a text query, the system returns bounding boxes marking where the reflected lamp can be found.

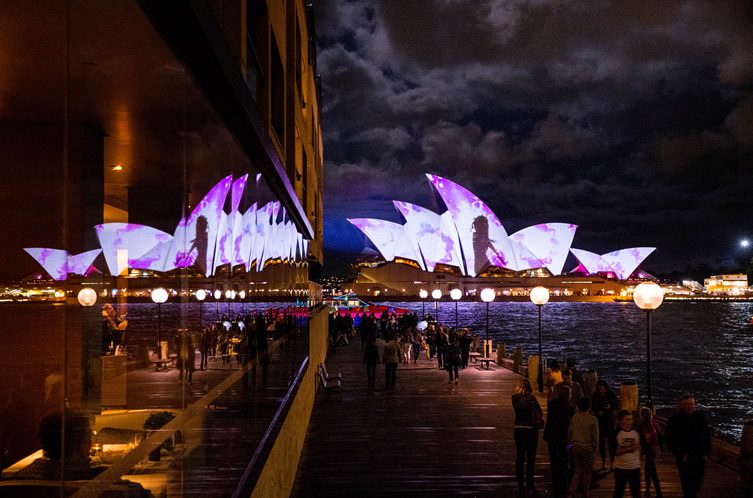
[151,287,168,304]
[77,287,97,307]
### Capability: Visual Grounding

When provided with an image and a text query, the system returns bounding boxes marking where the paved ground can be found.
[292,341,746,497]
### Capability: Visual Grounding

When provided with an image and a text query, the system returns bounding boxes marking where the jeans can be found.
[613,468,640,498]
[514,428,538,490]
[677,456,705,498]
[569,446,595,497]
[447,364,459,381]
[547,440,569,493]
[366,362,376,387]
[385,362,397,388]
[644,447,661,495]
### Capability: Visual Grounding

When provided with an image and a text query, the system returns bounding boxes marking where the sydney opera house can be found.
[345,175,656,300]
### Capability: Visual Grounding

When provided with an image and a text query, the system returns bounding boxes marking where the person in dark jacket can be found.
[363,338,380,388]
[665,394,710,498]
[512,379,543,496]
[544,384,574,496]
[591,379,618,470]
[446,339,461,384]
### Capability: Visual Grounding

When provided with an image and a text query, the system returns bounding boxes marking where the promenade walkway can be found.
[292,340,746,497]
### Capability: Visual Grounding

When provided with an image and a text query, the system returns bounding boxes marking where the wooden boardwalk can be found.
[292,341,746,497]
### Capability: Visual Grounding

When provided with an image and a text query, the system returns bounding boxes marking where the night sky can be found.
[315,1,753,277]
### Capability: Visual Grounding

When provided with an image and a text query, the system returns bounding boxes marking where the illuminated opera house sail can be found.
[347,175,655,285]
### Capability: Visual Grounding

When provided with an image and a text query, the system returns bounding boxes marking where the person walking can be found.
[639,407,663,498]
[612,410,644,498]
[383,334,400,389]
[665,394,710,498]
[446,338,461,384]
[512,379,544,497]
[569,397,599,498]
[363,338,379,389]
[591,380,618,470]
[544,384,574,496]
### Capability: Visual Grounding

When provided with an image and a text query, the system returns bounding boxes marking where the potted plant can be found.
[143,411,176,461]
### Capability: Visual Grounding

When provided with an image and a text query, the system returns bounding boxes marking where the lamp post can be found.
[432,289,442,323]
[480,288,495,358]
[529,286,550,393]
[78,288,97,397]
[450,288,462,330]
[214,289,221,319]
[419,289,428,318]
[151,287,168,359]
[632,281,664,407]
[195,289,206,329]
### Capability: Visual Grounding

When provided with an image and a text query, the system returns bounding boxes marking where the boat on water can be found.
[324,293,411,318]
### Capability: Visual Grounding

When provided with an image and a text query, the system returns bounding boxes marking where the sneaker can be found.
[454,379,458,384]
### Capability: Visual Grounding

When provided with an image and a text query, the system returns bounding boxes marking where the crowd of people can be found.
[332,311,714,498]
[330,310,481,389]
[513,372,711,498]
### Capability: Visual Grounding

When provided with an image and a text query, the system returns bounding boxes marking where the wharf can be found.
[292,341,746,497]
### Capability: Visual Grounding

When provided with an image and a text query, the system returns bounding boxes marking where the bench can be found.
[468,352,482,364]
[150,354,176,371]
[317,369,342,393]
[477,357,494,370]
[319,362,342,382]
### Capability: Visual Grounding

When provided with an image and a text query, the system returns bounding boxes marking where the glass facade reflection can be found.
[0,1,323,495]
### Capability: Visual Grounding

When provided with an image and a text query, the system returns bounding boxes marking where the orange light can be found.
[111,164,124,171]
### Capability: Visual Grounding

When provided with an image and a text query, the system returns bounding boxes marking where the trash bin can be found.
[528,354,541,386]
[496,342,505,366]
[619,381,638,412]
[512,348,522,373]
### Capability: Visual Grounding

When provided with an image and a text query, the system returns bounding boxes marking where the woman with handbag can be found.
[512,379,544,496]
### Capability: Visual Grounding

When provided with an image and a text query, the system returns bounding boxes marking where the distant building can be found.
[704,274,750,295]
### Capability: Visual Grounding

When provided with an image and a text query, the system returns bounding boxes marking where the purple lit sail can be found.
[569,248,614,275]
[24,248,69,280]
[393,201,438,271]
[96,223,172,275]
[67,249,102,276]
[510,223,578,276]
[347,218,421,264]
[602,247,656,280]
[23,248,102,280]
[426,174,516,276]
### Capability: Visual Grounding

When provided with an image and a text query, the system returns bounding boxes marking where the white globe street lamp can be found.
[214,289,222,300]
[480,288,495,358]
[633,281,665,406]
[195,289,206,328]
[529,286,550,393]
[151,287,168,359]
[419,289,428,318]
[450,288,463,330]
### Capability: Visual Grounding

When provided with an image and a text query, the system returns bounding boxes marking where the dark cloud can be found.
[315,0,753,275]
